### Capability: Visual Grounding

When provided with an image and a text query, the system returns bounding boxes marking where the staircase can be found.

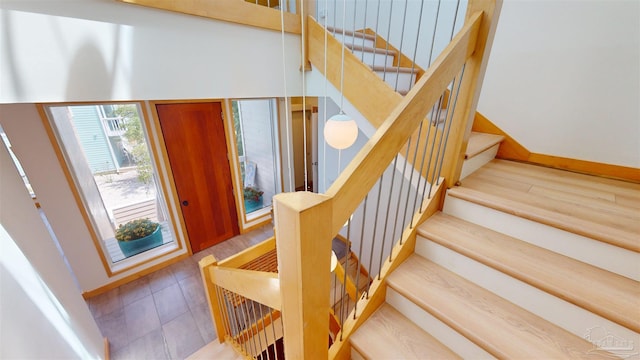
[324,26,419,96]
[351,133,640,359]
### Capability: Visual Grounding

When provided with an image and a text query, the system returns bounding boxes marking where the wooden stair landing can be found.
[449,159,640,252]
[387,255,615,359]
[419,212,640,333]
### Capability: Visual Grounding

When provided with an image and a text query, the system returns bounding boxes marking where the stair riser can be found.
[460,144,499,180]
[333,32,376,48]
[351,49,394,67]
[443,195,640,281]
[373,70,416,93]
[415,237,640,351]
[386,287,497,359]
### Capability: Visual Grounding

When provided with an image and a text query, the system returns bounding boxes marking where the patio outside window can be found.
[45,104,176,266]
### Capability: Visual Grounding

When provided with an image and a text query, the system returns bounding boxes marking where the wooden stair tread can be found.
[419,212,640,332]
[387,255,614,359]
[467,171,640,221]
[369,65,417,74]
[464,171,640,225]
[448,185,639,252]
[350,303,461,360]
[451,161,640,252]
[325,26,377,41]
[465,132,504,159]
[345,42,397,56]
[486,159,640,198]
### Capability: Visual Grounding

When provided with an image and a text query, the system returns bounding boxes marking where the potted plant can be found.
[115,218,163,257]
[243,186,264,213]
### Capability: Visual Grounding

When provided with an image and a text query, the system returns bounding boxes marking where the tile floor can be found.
[86,224,274,360]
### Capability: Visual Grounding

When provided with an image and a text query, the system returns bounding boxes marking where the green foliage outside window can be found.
[114,105,153,185]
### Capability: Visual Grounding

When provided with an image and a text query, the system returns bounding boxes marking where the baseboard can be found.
[472,112,639,183]
[82,252,189,299]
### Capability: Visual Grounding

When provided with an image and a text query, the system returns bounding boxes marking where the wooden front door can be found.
[157,102,239,252]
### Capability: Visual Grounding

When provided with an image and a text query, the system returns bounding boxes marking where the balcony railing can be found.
[102,117,127,137]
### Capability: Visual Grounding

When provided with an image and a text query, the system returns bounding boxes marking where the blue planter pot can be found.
[244,196,263,213]
[118,226,163,258]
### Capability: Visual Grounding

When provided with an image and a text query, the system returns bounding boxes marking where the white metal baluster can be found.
[419,100,443,208]
[382,0,395,81]
[351,0,358,49]
[333,0,338,35]
[215,286,232,340]
[383,155,400,263]
[370,0,382,63]
[251,301,264,359]
[360,0,370,63]
[391,138,411,246]
[367,175,384,288]
[240,297,256,357]
[409,0,426,93]
[257,303,271,360]
[340,219,351,338]
[427,0,442,67]
[366,177,384,299]
[268,309,278,359]
[401,121,424,230]
[353,195,367,318]
[434,65,466,186]
[411,118,433,218]
[393,0,409,91]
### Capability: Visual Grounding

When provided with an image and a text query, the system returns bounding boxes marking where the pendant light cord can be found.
[280,5,293,192]
[339,0,347,113]
[301,0,309,192]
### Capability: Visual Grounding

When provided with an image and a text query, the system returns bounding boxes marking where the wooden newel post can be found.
[199,255,227,343]
[440,0,502,186]
[274,191,333,359]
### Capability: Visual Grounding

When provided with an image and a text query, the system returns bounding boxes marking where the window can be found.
[45,104,177,268]
[232,99,281,217]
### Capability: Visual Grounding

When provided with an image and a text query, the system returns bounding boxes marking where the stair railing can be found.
[274,0,501,358]
[199,237,284,359]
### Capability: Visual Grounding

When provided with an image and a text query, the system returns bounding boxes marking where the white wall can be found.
[0,138,103,359]
[478,0,640,167]
[0,0,302,103]
[0,0,305,292]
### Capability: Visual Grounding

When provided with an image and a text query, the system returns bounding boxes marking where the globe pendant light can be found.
[324,112,358,150]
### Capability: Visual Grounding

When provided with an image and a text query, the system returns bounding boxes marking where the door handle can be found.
[182,200,189,206]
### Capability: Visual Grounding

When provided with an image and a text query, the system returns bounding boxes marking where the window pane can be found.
[47,104,176,264]
[233,99,280,215]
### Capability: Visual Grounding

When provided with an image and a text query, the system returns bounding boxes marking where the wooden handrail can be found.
[308,18,403,128]
[118,0,301,34]
[210,266,281,310]
[326,11,483,235]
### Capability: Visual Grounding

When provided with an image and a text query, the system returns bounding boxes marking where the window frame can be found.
[40,102,188,276]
